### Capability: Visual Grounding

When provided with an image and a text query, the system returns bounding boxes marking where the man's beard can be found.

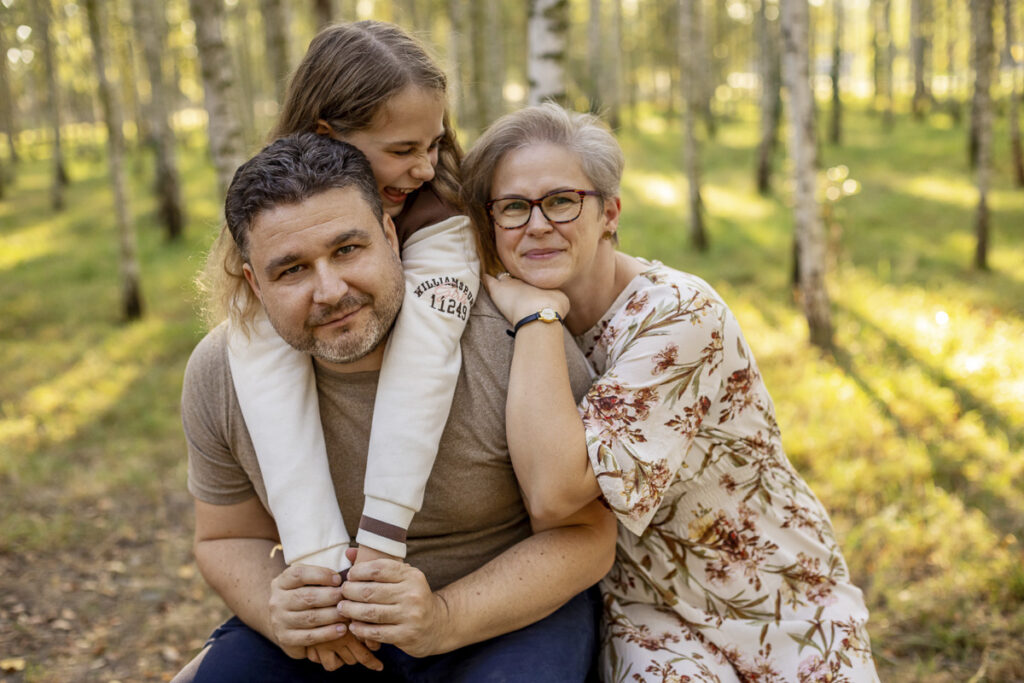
[276,278,404,366]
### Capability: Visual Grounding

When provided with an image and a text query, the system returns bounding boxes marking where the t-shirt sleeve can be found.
[578,282,728,536]
[182,326,258,505]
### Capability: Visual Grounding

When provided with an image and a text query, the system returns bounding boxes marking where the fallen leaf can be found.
[160,646,180,663]
[51,618,73,631]
[1,658,27,672]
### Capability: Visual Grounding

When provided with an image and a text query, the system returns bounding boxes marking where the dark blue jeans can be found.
[178,585,601,683]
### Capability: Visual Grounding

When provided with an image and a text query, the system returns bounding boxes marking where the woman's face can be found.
[490,143,619,292]
[339,86,446,217]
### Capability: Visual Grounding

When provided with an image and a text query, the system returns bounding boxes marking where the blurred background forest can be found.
[0,0,1022,680]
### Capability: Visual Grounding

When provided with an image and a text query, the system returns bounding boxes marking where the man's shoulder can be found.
[184,322,231,380]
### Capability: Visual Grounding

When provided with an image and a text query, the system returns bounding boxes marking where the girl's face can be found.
[490,143,619,293]
[339,86,446,217]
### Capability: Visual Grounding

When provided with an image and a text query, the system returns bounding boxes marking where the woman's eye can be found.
[392,148,413,156]
[502,200,529,214]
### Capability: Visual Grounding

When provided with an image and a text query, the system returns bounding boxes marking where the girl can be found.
[205,21,478,670]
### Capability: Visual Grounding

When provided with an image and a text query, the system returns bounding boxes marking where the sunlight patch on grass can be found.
[895,174,978,209]
[0,221,59,271]
[0,317,169,458]
[703,184,775,221]
[623,170,681,208]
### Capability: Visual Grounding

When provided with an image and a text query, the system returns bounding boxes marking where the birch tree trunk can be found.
[313,0,334,28]
[470,0,496,126]
[85,0,143,320]
[607,0,623,128]
[448,0,476,131]
[945,0,962,123]
[781,0,833,349]
[34,0,68,210]
[1005,0,1024,187]
[0,17,19,165]
[587,0,603,111]
[527,0,567,105]
[132,0,184,241]
[261,0,290,103]
[911,0,932,117]
[485,0,505,120]
[679,0,708,251]
[830,0,844,144]
[873,0,895,129]
[971,0,994,269]
[188,0,247,200]
[756,0,782,194]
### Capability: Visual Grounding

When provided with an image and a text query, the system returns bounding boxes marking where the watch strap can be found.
[507,309,563,337]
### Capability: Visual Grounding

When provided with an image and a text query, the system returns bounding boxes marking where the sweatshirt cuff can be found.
[289,542,352,574]
[356,496,416,558]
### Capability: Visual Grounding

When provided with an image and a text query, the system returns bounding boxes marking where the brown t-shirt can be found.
[182,292,593,590]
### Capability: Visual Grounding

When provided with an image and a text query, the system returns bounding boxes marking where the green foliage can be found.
[1,106,1022,680]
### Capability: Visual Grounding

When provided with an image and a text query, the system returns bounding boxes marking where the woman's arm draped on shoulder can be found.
[358,214,480,557]
[226,315,352,572]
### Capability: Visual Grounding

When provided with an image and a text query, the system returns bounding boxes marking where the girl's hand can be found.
[482,273,570,324]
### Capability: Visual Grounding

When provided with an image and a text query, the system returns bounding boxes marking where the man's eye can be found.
[280,264,303,277]
[336,245,358,255]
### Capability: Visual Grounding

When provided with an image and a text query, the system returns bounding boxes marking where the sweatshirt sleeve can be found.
[357,214,481,557]
[226,315,352,572]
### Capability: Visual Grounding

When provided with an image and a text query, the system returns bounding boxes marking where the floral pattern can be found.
[577,262,878,682]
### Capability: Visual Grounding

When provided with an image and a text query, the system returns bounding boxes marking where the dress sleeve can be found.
[357,215,480,557]
[579,283,728,536]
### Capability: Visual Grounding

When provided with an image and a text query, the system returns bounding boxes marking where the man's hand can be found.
[268,564,348,657]
[337,559,451,658]
[305,630,383,672]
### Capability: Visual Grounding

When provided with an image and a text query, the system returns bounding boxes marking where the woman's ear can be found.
[602,196,622,238]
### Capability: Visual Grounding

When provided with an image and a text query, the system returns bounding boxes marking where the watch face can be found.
[539,308,557,322]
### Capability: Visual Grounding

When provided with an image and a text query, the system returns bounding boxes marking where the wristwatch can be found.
[507,307,563,337]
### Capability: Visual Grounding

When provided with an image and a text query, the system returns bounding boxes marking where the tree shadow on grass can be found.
[832,305,1023,539]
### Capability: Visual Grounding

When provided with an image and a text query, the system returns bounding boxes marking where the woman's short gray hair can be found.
[461,103,625,273]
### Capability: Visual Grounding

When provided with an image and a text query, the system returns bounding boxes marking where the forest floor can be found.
[1,107,1023,681]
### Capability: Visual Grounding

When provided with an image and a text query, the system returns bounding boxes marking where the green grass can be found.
[1,105,1022,680]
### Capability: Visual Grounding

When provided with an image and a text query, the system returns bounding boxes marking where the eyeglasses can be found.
[486,189,602,230]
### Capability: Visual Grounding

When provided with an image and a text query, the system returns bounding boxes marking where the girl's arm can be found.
[357,215,479,558]
[227,316,352,571]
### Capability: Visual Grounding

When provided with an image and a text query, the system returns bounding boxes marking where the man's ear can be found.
[241,262,264,304]
[382,213,400,255]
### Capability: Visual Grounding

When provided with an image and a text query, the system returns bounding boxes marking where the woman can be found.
[463,103,879,682]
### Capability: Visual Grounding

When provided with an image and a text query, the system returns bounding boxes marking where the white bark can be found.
[85,0,143,320]
[131,0,185,240]
[1005,0,1024,186]
[261,0,291,103]
[972,0,994,269]
[34,0,67,209]
[0,16,19,163]
[527,0,567,105]
[188,0,247,200]
[679,0,707,251]
[781,0,833,349]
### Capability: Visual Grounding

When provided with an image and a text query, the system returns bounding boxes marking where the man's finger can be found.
[280,623,346,648]
[283,585,345,612]
[344,559,406,583]
[340,579,404,605]
[282,605,346,629]
[347,621,400,645]
[337,599,400,625]
[276,564,342,590]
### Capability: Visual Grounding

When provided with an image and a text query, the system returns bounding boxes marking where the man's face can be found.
[242,186,405,373]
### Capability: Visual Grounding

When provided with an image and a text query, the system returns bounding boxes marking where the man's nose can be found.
[311,265,348,304]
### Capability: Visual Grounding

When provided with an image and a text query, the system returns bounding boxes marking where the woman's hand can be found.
[482,273,570,324]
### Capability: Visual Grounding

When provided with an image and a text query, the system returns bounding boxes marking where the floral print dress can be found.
[577,262,878,683]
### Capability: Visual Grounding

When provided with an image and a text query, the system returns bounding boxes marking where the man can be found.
[173,133,616,681]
